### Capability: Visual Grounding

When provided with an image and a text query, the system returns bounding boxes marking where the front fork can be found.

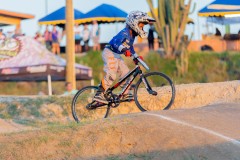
[140,74,157,96]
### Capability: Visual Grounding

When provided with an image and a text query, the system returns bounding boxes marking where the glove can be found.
[124,50,131,57]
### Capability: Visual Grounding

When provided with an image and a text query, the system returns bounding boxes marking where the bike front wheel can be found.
[72,86,110,123]
[134,72,175,111]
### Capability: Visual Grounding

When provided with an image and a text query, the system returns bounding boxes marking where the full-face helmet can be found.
[126,11,156,38]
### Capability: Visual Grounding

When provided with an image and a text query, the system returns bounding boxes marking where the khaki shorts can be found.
[101,48,129,90]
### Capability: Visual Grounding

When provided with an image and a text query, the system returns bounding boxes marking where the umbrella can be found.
[38,6,84,25]
[198,0,240,17]
[75,3,127,24]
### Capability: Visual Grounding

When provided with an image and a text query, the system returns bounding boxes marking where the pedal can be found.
[86,101,105,110]
[148,90,157,96]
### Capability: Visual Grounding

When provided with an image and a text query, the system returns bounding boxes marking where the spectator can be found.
[0,29,6,39]
[215,28,221,37]
[51,25,60,55]
[148,23,155,51]
[74,24,82,53]
[82,24,90,52]
[91,20,100,51]
[60,29,66,53]
[44,26,52,51]
[34,32,45,45]
[62,82,78,96]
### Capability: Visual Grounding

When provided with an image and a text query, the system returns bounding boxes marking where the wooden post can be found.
[47,74,52,96]
[66,0,76,89]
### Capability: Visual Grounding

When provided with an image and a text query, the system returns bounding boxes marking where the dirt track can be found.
[0,103,240,160]
[0,81,240,159]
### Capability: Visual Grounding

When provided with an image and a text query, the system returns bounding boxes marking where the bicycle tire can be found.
[134,72,175,111]
[72,86,110,123]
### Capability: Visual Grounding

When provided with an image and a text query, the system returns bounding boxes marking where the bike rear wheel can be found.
[134,72,175,111]
[72,86,110,122]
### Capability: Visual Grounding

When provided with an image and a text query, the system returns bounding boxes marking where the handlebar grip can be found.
[132,53,150,71]
[137,57,150,70]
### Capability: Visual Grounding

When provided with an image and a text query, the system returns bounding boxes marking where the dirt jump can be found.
[0,81,240,160]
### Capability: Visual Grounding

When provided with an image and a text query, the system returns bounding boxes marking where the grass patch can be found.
[106,152,159,160]
[0,96,73,126]
[13,119,38,126]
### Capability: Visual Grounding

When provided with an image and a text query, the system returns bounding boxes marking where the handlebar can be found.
[132,53,150,71]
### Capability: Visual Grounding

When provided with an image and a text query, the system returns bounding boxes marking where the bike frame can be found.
[90,56,155,108]
[108,60,153,99]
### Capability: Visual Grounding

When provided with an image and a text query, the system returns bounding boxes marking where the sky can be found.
[0,0,239,42]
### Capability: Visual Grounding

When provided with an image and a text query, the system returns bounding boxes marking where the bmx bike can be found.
[72,53,175,122]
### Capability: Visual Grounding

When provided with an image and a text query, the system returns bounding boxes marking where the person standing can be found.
[59,29,66,53]
[147,23,155,51]
[215,28,222,37]
[74,24,82,53]
[44,26,52,51]
[51,25,60,55]
[82,24,90,52]
[91,20,100,51]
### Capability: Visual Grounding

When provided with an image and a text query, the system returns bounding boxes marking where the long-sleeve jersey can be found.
[107,27,136,54]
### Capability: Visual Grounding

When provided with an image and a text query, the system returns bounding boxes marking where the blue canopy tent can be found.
[198,0,240,33]
[198,0,240,17]
[75,3,127,24]
[38,6,84,25]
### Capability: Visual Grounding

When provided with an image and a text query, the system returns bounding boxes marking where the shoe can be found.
[122,93,134,101]
[93,83,108,104]
[93,92,108,104]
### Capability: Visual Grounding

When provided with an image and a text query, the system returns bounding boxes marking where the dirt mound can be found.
[0,81,239,122]
[173,80,240,109]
